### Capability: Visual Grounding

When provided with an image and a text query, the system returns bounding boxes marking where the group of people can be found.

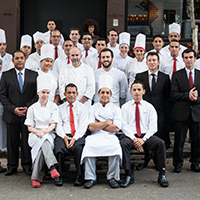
[0,19,200,190]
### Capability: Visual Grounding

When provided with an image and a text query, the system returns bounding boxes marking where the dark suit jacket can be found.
[135,70,170,123]
[0,68,38,123]
[171,68,200,122]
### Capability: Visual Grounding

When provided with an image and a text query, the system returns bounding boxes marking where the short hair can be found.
[152,35,164,42]
[12,50,26,58]
[96,38,107,44]
[69,27,81,35]
[63,39,74,45]
[65,83,78,92]
[169,39,180,45]
[47,20,55,24]
[50,29,61,36]
[82,32,93,39]
[98,88,112,94]
[146,52,159,61]
[182,48,197,58]
[108,29,118,36]
[99,48,114,58]
[131,80,145,90]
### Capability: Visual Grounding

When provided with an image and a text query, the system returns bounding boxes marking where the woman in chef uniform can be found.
[125,33,148,102]
[25,75,59,188]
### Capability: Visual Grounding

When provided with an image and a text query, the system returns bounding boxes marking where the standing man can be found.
[69,28,83,49]
[171,48,200,173]
[94,48,128,107]
[107,29,120,58]
[44,20,64,46]
[59,47,95,108]
[52,39,74,75]
[0,50,38,175]
[120,80,168,188]
[0,29,12,72]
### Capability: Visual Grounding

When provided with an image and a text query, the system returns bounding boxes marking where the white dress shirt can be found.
[144,48,165,63]
[56,100,89,140]
[44,30,65,46]
[185,67,195,84]
[162,44,187,58]
[0,53,12,72]
[81,47,97,65]
[15,68,25,83]
[121,99,158,141]
[148,70,158,90]
[107,43,120,58]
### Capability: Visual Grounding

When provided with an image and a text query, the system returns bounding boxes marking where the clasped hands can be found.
[36,128,49,138]
[14,107,28,117]
[64,136,76,149]
[133,138,145,152]
[189,87,198,101]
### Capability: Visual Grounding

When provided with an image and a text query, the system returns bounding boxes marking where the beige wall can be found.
[0,0,20,54]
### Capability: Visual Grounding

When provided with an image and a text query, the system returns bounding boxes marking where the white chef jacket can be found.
[107,43,120,58]
[194,59,200,70]
[94,67,128,107]
[115,54,133,72]
[121,99,157,141]
[159,55,185,80]
[76,42,83,49]
[37,69,59,102]
[162,44,187,58]
[0,53,12,72]
[144,48,165,63]
[44,30,65,46]
[59,62,95,107]
[52,54,70,75]
[29,52,41,70]
[56,100,89,140]
[25,101,58,162]
[81,102,122,164]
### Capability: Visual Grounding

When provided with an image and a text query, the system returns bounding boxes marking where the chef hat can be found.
[40,44,54,62]
[119,32,130,47]
[20,34,32,49]
[169,23,181,35]
[98,74,113,93]
[37,74,51,93]
[134,33,146,51]
[0,29,6,43]
[33,31,45,44]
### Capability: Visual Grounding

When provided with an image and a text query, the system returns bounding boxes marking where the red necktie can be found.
[85,49,88,58]
[173,58,177,73]
[67,57,70,64]
[98,56,101,69]
[135,102,141,137]
[69,104,75,136]
[50,38,52,44]
[55,46,58,60]
[189,71,193,89]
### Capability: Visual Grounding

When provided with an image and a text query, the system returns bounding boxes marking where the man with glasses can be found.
[69,28,83,49]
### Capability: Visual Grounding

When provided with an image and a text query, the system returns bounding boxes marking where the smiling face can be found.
[119,44,129,57]
[95,40,107,54]
[12,52,26,71]
[146,55,160,73]
[41,58,53,72]
[62,40,74,56]
[130,83,145,102]
[88,25,95,35]
[81,34,93,49]
[98,87,112,106]
[34,39,45,52]
[64,86,78,104]
[38,89,50,102]
[152,37,164,51]
[70,47,82,67]
[108,30,118,44]
[69,30,81,44]
[100,51,113,69]
[134,48,145,61]
[51,30,61,46]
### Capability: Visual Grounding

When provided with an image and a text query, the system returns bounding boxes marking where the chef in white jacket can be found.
[25,75,60,188]
[81,74,122,189]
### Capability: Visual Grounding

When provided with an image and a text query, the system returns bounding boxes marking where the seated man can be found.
[54,83,89,186]
[81,74,122,189]
[120,80,169,188]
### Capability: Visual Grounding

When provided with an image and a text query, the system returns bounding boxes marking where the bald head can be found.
[70,47,82,67]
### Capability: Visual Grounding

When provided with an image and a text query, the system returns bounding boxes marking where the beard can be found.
[102,60,112,68]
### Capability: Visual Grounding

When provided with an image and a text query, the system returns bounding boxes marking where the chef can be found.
[29,31,46,70]
[114,32,132,72]
[125,33,148,101]
[25,75,60,188]
[37,44,60,104]
[81,74,122,189]
[0,29,12,72]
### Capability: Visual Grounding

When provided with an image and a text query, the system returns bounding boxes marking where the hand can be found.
[107,120,113,125]
[189,87,198,101]
[13,107,26,117]
[133,138,145,150]
[67,137,76,149]
[64,136,70,148]
[41,128,49,134]
[36,131,45,138]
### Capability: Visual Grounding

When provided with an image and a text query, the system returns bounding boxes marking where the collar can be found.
[131,99,144,105]
[15,67,25,75]
[185,67,195,75]
[148,69,158,76]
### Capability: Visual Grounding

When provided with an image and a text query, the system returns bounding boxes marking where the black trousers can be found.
[54,135,85,177]
[6,118,32,170]
[118,134,166,171]
[173,115,200,166]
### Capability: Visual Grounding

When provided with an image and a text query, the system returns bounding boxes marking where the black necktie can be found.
[151,74,156,91]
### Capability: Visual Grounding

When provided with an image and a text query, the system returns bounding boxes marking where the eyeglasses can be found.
[51,35,61,38]
[82,38,92,40]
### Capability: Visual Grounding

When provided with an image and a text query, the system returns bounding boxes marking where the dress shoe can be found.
[5,168,17,176]
[191,164,200,172]
[158,175,169,187]
[74,175,84,186]
[120,176,134,188]
[31,179,40,188]
[136,163,148,170]
[50,169,60,179]
[84,180,97,189]
[174,165,182,173]
[23,168,32,175]
[107,178,119,188]
[0,165,7,173]
[55,176,63,186]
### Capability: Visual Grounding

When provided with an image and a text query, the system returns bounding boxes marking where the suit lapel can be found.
[10,69,21,93]
[144,71,151,94]
[152,71,160,93]
[180,69,191,90]
[194,69,199,88]
[22,69,29,93]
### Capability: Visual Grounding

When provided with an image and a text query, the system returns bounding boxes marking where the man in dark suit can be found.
[171,48,200,173]
[135,52,170,169]
[0,50,38,175]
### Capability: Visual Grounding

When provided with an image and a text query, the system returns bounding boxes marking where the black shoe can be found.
[107,178,119,189]
[0,165,7,173]
[120,176,134,188]
[23,168,32,175]
[74,176,84,186]
[84,180,96,189]
[158,175,169,187]
[174,165,182,173]
[55,176,63,186]
[136,163,147,170]
[191,164,200,172]
[97,164,105,170]
[4,168,17,176]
